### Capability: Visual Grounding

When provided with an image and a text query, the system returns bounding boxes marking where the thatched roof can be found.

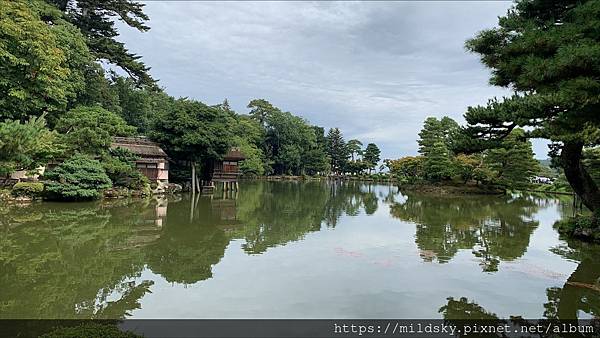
[112,137,168,158]
[224,147,245,161]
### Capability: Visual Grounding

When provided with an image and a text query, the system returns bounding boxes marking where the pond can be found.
[1,180,599,320]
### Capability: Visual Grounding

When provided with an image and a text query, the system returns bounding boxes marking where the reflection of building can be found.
[122,198,168,249]
[211,196,241,229]
[112,137,169,183]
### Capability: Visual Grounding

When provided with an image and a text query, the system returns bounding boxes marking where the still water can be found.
[1,181,599,320]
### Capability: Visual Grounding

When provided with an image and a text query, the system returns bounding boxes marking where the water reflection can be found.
[0,181,381,318]
[1,182,598,320]
[389,193,541,272]
[439,235,600,322]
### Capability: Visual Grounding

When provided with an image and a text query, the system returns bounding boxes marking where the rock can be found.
[151,182,182,195]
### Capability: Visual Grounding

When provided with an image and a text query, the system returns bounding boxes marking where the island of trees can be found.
[0,0,599,241]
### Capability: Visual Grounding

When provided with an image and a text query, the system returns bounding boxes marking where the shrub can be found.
[11,182,44,198]
[44,154,112,200]
[102,148,148,190]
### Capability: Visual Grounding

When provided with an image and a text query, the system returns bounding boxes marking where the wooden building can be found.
[112,137,169,183]
[210,147,245,191]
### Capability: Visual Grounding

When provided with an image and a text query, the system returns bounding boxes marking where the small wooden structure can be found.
[112,137,169,183]
[211,147,245,191]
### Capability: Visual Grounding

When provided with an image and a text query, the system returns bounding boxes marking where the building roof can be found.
[224,147,246,161]
[112,137,168,158]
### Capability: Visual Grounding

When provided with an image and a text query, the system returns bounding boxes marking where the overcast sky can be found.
[116,1,549,159]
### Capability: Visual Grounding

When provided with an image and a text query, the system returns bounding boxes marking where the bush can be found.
[11,182,44,198]
[555,214,600,243]
[102,148,148,190]
[44,154,112,200]
[40,323,142,338]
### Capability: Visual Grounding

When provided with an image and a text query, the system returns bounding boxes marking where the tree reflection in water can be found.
[0,180,380,318]
[3,183,596,321]
[440,236,600,323]
[389,193,541,272]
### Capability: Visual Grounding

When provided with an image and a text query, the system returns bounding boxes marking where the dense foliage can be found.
[55,106,136,154]
[0,0,92,123]
[387,116,539,188]
[0,115,61,176]
[44,154,112,200]
[462,0,600,217]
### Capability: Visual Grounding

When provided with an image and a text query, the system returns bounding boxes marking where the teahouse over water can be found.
[209,147,245,191]
[212,147,245,182]
[112,137,169,183]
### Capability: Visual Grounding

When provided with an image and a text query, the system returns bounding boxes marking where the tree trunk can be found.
[191,161,196,194]
[561,141,600,216]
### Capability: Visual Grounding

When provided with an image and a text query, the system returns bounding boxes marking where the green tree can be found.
[101,148,148,189]
[582,147,600,186]
[424,141,453,182]
[247,99,278,127]
[54,106,135,155]
[485,129,539,188]
[463,0,600,216]
[326,128,348,174]
[452,154,481,184]
[418,117,460,156]
[109,76,154,133]
[0,115,61,176]
[263,110,317,175]
[44,154,112,200]
[304,126,330,175]
[347,139,363,162]
[386,156,425,184]
[149,98,234,189]
[45,0,155,87]
[0,0,92,122]
[363,143,381,174]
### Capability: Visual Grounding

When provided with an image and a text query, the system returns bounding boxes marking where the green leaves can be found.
[55,105,136,155]
[44,154,112,200]
[150,98,234,164]
[363,143,381,171]
[0,114,61,176]
[0,0,90,122]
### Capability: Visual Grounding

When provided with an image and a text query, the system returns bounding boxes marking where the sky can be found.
[116,1,549,160]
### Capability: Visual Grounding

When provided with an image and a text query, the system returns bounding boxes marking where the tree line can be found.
[386,116,541,190]
[0,0,382,200]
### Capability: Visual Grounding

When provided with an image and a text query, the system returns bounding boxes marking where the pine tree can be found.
[326,128,348,174]
[418,117,459,156]
[363,143,381,174]
[486,129,539,188]
[45,0,155,87]
[424,141,452,182]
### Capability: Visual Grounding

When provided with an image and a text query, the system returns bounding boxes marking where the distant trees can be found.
[388,116,539,189]
[347,139,363,162]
